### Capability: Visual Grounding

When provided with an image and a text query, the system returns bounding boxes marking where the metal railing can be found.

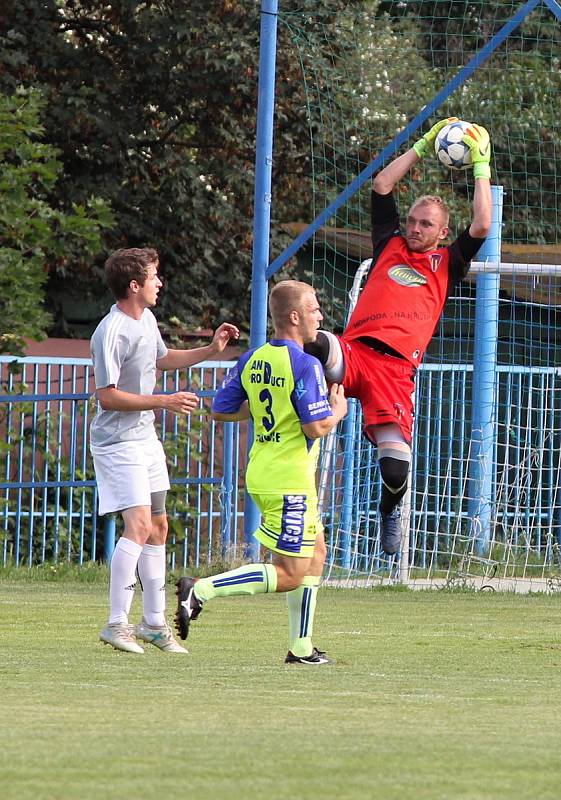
[324,362,561,581]
[0,356,243,567]
[2,355,560,576]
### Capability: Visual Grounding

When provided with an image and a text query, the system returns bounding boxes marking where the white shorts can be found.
[91,438,170,516]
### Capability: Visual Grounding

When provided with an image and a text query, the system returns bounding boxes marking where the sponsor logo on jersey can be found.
[221,365,239,388]
[249,359,286,387]
[279,494,307,552]
[256,431,281,443]
[308,399,330,416]
[313,364,327,394]
[294,378,307,400]
[429,252,442,273]
[388,265,427,287]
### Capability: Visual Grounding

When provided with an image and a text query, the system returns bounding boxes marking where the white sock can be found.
[137,543,167,627]
[108,537,143,625]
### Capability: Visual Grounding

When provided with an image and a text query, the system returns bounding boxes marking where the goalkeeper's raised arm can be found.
[462,123,492,238]
[373,117,458,195]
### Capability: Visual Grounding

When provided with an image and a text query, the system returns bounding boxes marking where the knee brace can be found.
[378,447,410,514]
[379,456,409,495]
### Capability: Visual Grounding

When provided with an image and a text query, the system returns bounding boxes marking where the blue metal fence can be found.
[2,355,560,575]
[323,362,561,581]
[0,356,243,568]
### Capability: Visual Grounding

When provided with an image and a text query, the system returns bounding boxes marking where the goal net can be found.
[273,1,561,590]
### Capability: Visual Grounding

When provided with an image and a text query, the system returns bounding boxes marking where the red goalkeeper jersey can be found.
[344,191,486,368]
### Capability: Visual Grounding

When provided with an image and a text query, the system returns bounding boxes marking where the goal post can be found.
[245,0,561,588]
[467,185,504,554]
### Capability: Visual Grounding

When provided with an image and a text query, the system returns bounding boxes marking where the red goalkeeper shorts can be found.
[338,337,416,444]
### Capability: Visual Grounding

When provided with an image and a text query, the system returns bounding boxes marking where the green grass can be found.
[1,572,561,800]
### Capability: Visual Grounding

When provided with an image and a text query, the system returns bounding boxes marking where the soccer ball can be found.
[434,120,472,170]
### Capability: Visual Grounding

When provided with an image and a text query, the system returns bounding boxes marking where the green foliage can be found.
[0,0,367,336]
[282,0,560,337]
[0,561,109,582]
[0,87,113,354]
[0,0,558,338]
[372,1,561,243]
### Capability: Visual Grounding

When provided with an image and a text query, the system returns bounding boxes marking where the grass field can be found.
[1,569,561,800]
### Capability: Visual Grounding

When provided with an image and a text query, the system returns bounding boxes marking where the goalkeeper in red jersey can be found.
[306,118,492,555]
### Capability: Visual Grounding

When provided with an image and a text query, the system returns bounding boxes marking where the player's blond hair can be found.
[410,195,450,227]
[269,280,316,328]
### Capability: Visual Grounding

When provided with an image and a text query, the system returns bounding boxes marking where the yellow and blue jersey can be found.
[212,339,332,496]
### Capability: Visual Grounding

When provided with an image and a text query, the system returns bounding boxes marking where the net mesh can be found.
[275,1,561,589]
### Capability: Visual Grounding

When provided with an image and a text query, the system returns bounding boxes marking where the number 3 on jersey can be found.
[259,388,275,431]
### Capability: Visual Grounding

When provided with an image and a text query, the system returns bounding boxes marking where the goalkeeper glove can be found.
[412,117,459,159]
[463,123,491,179]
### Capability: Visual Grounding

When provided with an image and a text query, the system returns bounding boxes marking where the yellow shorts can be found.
[252,492,322,558]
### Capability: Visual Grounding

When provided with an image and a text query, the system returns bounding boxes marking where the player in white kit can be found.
[90,247,238,653]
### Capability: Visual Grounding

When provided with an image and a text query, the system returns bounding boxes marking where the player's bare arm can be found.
[373,118,459,195]
[469,177,492,239]
[373,148,419,195]
[463,124,492,238]
[211,400,250,423]
[156,322,240,371]
[96,385,199,415]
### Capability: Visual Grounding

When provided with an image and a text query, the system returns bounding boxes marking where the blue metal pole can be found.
[221,422,234,558]
[543,0,561,24]
[244,0,279,557]
[103,514,116,562]
[337,401,358,569]
[467,185,504,554]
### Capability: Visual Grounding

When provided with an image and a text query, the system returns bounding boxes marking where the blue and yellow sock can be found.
[194,562,278,602]
[286,575,320,657]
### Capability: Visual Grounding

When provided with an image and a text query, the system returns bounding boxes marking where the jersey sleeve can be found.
[211,352,251,414]
[448,227,487,285]
[145,309,168,360]
[91,327,128,390]
[371,189,400,250]
[155,323,168,360]
[290,352,332,424]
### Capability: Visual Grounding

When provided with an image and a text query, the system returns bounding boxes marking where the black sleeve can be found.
[447,226,487,286]
[371,189,400,250]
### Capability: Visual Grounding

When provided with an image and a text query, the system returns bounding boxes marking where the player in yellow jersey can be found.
[175,280,347,664]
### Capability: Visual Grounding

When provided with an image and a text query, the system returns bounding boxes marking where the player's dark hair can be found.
[104,248,159,300]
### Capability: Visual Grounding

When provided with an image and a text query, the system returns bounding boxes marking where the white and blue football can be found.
[434,120,472,170]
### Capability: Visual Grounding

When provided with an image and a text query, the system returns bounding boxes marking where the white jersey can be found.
[90,304,167,448]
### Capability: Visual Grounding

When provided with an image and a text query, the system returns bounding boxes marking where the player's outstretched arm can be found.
[157,322,240,371]
[463,123,491,180]
[373,117,458,195]
[463,123,492,239]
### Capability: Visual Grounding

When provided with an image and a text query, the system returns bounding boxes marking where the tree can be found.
[1,0,556,344]
[0,0,368,337]
[378,0,561,245]
[0,88,113,355]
